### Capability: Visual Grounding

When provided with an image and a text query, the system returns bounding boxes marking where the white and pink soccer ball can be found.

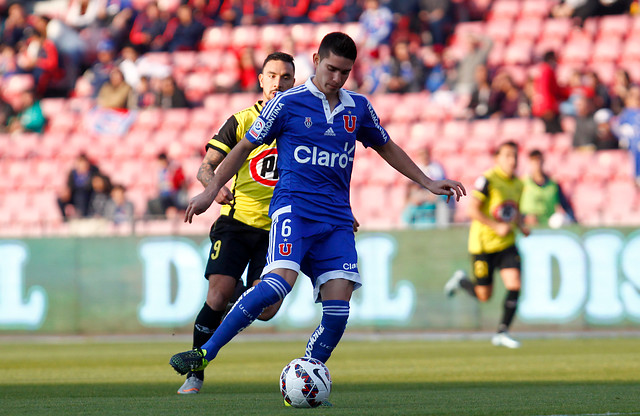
[280,357,331,408]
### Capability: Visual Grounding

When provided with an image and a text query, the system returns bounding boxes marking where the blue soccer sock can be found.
[305,300,349,363]
[200,273,291,361]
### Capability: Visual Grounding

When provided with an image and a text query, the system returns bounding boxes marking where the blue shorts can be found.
[263,206,361,302]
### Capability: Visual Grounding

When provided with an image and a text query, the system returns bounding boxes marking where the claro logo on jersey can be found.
[249,147,278,187]
[294,141,355,168]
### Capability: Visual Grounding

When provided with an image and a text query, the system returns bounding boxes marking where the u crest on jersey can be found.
[343,115,356,133]
[279,243,292,256]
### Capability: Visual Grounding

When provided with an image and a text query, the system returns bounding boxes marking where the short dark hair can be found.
[494,141,518,155]
[529,149,543,159]
[543,50,556,63]
[318,32,357,62]
[262,52,295,73]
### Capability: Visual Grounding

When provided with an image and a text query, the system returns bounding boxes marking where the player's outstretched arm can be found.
[372,140,466,201]
[185,138,259,223]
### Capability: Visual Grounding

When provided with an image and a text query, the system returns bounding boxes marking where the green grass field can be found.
[1,336,639,416]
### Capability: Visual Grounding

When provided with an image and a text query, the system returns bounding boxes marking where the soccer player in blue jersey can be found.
[170,32,466,383]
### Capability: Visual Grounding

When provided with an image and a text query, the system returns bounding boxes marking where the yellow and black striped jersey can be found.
[206,101,277,231]
[468,166,524,254]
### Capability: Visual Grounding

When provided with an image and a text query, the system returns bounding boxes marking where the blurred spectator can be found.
[593,108,619,150]
[57,153,101,220]
[387,41,425,93]
[104,184,134,225]
[1,3,29,48]
[610,68,632,115]
[16,24,63,96]
[0,44,18,78]
[281,35,314,84]
[466,64,491,119]
[402,147,450,227]
[532,51,568,134]
[521,149,577,227]
[358,0,394,53]
[8,89,46,134]
[418,0,452,47]
[583,70,610,110]
[66,0,105,30]
[553,0,632,23]
[281,0,312,24]
[154,75,189,108]
[0,95,16,133]
[129,1,168,53]
[161,4,206,52]
[82,39,118,97]
[117,45,141,89]
[88,173,113,217]
[449,33,492,95]
[97,67,132,109]
[128,75,155,109]
[423,46,447,93]
[359,47,391,94]
[572,94,598,150]
[489,72,525,119]
[559,69,595,117]
[613,85,640,183]
[146,152,188,218]
[237,47,259,92]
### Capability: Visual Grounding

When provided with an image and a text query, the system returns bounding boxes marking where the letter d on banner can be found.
[138,238,206,326]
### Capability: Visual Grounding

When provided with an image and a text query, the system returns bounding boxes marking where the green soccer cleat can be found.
[170,348,209,375]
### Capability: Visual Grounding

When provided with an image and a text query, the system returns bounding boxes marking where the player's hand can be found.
[519,225,531,237]
[494,222,511,237]
[215,186,233,205]
[353,217,360,232]
[184,191,215,223]
[427,179,466,202]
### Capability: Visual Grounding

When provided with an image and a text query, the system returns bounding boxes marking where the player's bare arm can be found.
[372,140,466,201]
[468,196,511,237]
[185,138,259,223]
[197,149,234,205]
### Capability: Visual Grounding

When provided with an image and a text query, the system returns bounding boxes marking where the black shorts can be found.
[204,215,269,286]
[470,245,521,286]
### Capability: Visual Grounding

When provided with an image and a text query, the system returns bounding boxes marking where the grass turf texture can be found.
[1,337,639,416]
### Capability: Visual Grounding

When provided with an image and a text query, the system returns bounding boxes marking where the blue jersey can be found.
[246,78,389,226]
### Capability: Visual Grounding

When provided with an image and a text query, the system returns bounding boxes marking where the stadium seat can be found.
[500,118,531,140]
[512,19,542,43]
[290,24,316,49]
[46,110,79,134]
[521,0,552,18]
[621,39,640,62]
[259,25,289,48]
[172,51,198,73]
[503,41,533,65]
[488,0,520,21]
[231,25,260,49]
[542,18,572,41]
[591,38,622,63]
[384,123,410,148]
[200,26,232,51]
[160,108,191,130]
[486,20,514,43]
[561,39,593,64]
[598,14,631,39]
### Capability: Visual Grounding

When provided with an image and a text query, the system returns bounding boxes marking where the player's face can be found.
[312,52,354,97]
[259,60,295,101]
[496,146,518,177]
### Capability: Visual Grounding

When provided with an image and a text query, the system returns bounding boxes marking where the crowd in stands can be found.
[2,0,640,234]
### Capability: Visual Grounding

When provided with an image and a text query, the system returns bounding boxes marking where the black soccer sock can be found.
[191,302,224,380]
[460,278,478,298]
[498,290,520,333]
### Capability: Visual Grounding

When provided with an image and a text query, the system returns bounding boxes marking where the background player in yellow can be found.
[177,52,296,394]
[445,141,530,348]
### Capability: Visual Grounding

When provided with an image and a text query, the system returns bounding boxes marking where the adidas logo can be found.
[324,127,336,136]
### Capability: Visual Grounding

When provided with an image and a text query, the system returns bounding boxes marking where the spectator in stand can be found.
[1,3,29,48]
[57,153,101,220]
[358,0,394,53]
[128,75,155,109]
[387,40,425,93]
[466,64,492,119]
[155,75,189,108]
[146,152,188,218]
[104,184,134,225]
[583,70,610,111]
[129,1,168,53]
[88,173,113,217]
[281,0,312,24]
[402,147,450,227]
[424,45,447,93]
[0,44,18,79]
[359,47,391,94]
[449,33,492,95]
[521,149,577,227]
[160,4,206,52]
[309,0,358,22]
[418,0,453,48]
[117,44,141,89]
[237,47,259,92]
[553,0,631,24]
[66,0,104,30]
[532,51,568,134]
[613,85,640,183]
[83,39,118,98]
[610,68,632,115]
[8,89,46,134]
[593,108,619,150]
[16,25,63,97]
[559,69,592,117]
[0,95,15,133]
[572,93,598,151]
[489,72,524,119]
[97,67,132,109]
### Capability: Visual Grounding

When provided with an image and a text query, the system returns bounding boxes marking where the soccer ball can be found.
[280,357,331,408]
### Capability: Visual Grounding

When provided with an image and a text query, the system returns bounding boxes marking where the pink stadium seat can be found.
[259,25,289,48]
[172,51,198,73]
[161,108,191,130]
[431,138,461,159]
[621,39,640,62]
[47,111,79,134]
[542,18,573,41]
[486,20,514,43]
[503,41,533,65]
[487,41,506,66]
[521,0,552,18]
[501,118,531,139]
[470,118,501,140]
[313,23,342,46]
[561,39,593,64]
[512,19,542,42]
[132,108,163,131]
[290,24,316,49]
[591,38,622,63]
[384,123,410,147]
[488,0,520,21]
[231,25,259,49]
[598,14,631,38]
[442,120,470,139]
[200,26,232,51]
[409,121,442,142]
[40,98,69,117]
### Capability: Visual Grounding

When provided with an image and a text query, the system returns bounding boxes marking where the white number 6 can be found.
[281,219,292,237]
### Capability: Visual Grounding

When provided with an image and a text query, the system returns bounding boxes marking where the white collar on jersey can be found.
[305,77,355,124]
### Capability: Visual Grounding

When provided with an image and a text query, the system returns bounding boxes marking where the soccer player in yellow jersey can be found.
[177,52,296,394]
[445,141,530,348]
